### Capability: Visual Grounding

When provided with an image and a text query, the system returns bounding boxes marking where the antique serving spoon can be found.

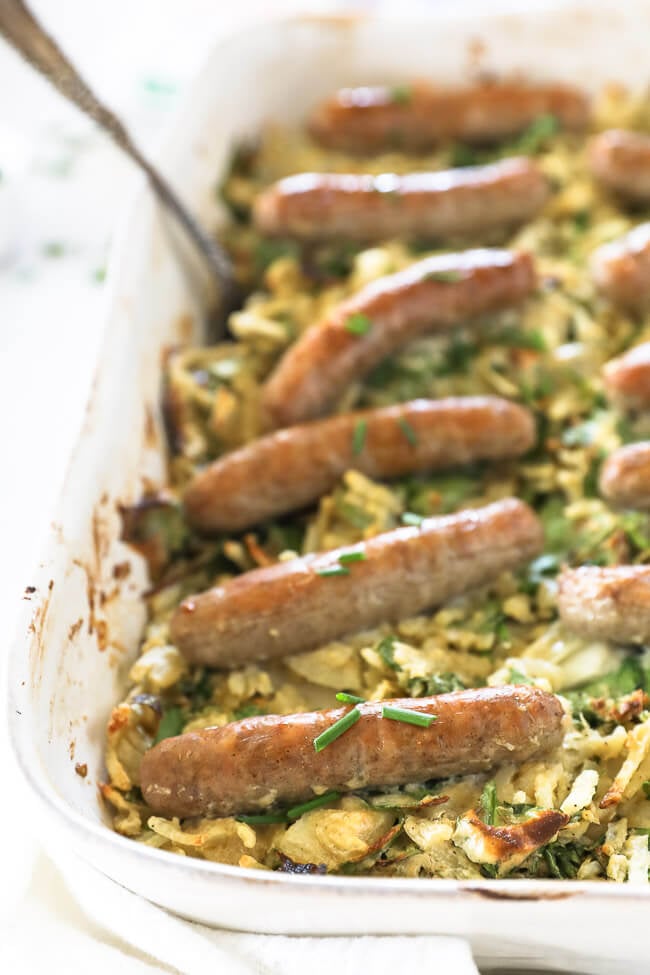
[0,0,236,333]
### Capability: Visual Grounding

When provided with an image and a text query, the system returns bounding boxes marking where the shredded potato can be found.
[105,87,650,882]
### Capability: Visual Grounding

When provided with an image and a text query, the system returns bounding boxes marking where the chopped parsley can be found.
[377,634,399,670]
[154,707,185,744]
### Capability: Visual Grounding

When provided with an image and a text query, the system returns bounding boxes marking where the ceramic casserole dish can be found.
[10,4,650,970]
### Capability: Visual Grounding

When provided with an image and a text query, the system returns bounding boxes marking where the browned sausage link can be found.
[262,249,536,429]
[589,130,650,201]
[558,565,650,644]
[252,158,550,243]
[140,685,564,818]
[599,442,650,509]
[604,342,650,409]
[184,396,536,534]
[171,497,542,669]
[591,223,650,311]
[308,80,589,153]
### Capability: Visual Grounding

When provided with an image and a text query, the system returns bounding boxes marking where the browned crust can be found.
[461,808,569,860]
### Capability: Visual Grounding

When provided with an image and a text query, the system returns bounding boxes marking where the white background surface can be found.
[0,1,598,972]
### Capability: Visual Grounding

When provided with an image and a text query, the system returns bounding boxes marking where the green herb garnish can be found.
[494,326,547,352]
[398,417,418,447]
[513,113,559,154]
[233,704,266,720]
[287,791,341,819]
[237,811,289,825]
[313,706,362,752]
[42,241,66,258]
[335,692,365,705]
[381,705,437,727]
[352,418,367,455]
[338,551,366,564]
[377,634,399,670]
[425,270,463,284]
[154,707,185,744]
[345,313,373,336]
[401,511,424,526]
[390,85,412,104]
[316,565,350,578]
[479,780,498,826]
[643,782,650,799]
[408,672,466,697]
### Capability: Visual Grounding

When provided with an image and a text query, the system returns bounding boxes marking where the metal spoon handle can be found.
[0,0,234,303]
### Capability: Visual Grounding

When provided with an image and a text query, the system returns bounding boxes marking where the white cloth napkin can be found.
[3,848,479,975]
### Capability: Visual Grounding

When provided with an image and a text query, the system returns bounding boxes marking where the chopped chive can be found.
[479,780,498,826]
[352,418,367,455]
[338,551,366,564]
[425,270,463,283]
[643,781,650,799]
[336,692,366,705]
[398,417,418,447]
[314,706,362,751]
[316,565,350,577]
[401,511,424,527]
[236,811,288,824]
[381,705,437,727]
[287,791,341,819]
[345,313,373,336]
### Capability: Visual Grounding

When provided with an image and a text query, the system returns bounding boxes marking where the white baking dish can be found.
[10,4,650,969]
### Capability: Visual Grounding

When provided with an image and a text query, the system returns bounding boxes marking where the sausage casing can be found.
[589,129,650,201]
[558,565,650,645]
[140,685,565,818]
[603,342,650,409]
[262,248,536,429]
[308,80,589,153]
[599,442,650,509]
[171,497,543,669]
[253,158,550,242]
[184,396,536,534]
[591,223,650,311]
